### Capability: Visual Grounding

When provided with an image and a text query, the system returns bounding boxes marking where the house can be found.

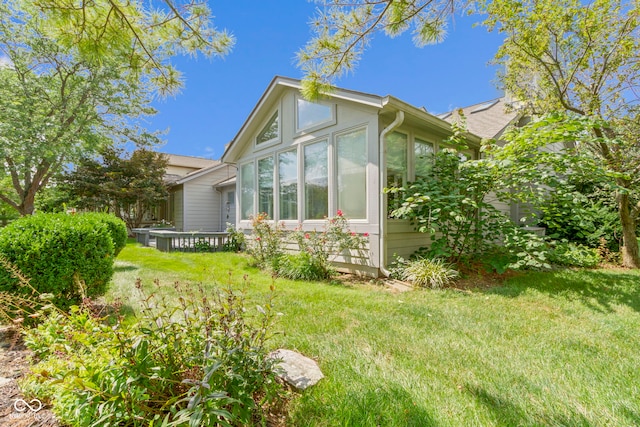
[159,154,237,232]
[221,76,516,276]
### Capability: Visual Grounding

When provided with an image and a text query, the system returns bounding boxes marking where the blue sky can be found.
[148,1,505,159]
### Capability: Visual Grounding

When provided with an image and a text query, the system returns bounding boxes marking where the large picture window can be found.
[240,162,255,220]
[258,157,274,218]
[304,140,328,220]
[337,128,367,219]
[278,150,297,220]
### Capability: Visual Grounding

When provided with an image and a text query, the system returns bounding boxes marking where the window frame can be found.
[239,161,256,220]
[294,95,336,134]
[335,126,368,220]
[255,110,280,148]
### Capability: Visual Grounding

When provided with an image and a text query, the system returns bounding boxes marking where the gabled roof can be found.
[439,97,521,140]
[164,153,220,169]
[173,163,235,186]
[221,76,482,163]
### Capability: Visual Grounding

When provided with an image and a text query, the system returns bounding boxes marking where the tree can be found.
[0,0,227,216]
[64,148,169,231]
[298,0,466,98]
[482,0,640,268]
[25,0,234,95]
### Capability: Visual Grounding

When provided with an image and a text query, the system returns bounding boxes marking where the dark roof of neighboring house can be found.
[438,97,521,140]
[164,153,220,169]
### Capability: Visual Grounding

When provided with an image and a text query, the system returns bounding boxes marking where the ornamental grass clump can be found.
[402,257,459,289]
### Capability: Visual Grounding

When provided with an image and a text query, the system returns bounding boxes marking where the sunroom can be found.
[221,76,484,276]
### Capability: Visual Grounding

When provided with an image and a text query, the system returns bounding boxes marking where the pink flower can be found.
[255,237,261,241]
[336,209,343,217]
[363,232,369,237]
[305,233,310,239]
[351,232,356,236]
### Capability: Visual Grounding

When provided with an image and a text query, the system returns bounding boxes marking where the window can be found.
[297,98,333,131]
[414,137,435,181]
[258,157,274,218]
[337,128,367,219]
[304,140,328,220]
[278,150,297,220]
[240,163,255,220]
[256,112,279,145]
[386,131,407,188]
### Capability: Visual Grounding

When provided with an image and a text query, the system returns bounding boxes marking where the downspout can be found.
[379,110,404,277]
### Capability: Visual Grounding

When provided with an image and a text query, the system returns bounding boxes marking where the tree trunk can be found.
[618,192,640,269]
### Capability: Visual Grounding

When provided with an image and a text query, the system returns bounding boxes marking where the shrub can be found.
[548,241,601,268]
[21,280,284,427]
[402,258,459,289]
[223,223,246,252]
[81,212,128,256]
[0,213,115,310]
[277,252,328,281]
[246,213,284,268]
[289,210,368,280]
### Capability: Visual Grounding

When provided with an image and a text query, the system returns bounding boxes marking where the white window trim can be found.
[257,154,276,218]
[238,161,256,221]
[255,109,281,149]
[334,125,368,221]
[301,137,330,222]
[294,95,336,135]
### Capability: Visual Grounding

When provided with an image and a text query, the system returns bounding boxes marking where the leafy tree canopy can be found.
[0,0,223,216]
[298,0,467,99]
[62,148,169,231]
[25,0,234,95]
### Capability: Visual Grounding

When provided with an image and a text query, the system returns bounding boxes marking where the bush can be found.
[277,252,328,281]
[81,212,128,256]
[548,241,601,268]
[0,213,115,310]
[401,258,459,289]
[21,281,284,427]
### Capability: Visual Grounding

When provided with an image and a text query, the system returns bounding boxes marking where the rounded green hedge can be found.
[81,212,128,256]
[0,213,116,310]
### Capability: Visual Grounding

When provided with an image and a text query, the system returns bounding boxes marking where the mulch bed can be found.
[0,326,59,427]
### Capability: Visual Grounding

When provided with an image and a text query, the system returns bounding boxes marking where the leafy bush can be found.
[21,280,284,427]
[289,210,368,280]
[401,258,459,289]
[81,212,128,255]
[548,241,601,268]
[247,212,367,280]
[193,238,213,252]
[246,213,284,269]
[277,252,328,281]
[0,213,115,310]
[223,223,246,252]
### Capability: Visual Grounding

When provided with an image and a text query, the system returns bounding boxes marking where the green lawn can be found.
[112,243,640,426]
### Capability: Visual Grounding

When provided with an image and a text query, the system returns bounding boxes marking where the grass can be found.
[112,242,640,426]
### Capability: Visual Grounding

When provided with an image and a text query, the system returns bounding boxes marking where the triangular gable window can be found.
[256,112,279,145]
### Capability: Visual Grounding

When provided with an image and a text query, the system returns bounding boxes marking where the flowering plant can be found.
[289,211,368,279]
[246,213,284,268]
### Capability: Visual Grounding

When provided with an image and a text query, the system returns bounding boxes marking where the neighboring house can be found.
[221,76,518,276]
[440,97,525,223]
[159,154,237,232]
